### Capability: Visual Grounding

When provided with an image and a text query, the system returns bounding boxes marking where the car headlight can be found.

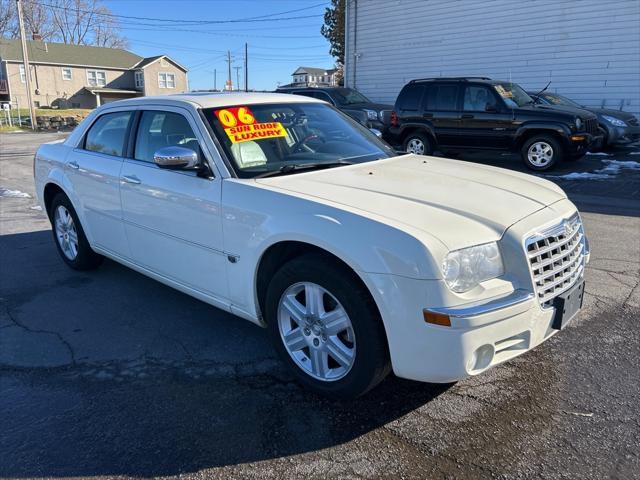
[442,242,504,293]
[602,115,627,127]
[575,117,582,130]
[364,109,378,121]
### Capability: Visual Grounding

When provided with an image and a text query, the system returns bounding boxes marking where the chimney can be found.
[32,32,42,41]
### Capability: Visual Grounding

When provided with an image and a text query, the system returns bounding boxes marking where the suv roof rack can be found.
[409,77,492,83]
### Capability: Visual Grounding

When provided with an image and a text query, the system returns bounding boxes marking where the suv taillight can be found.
[390,111,398,127]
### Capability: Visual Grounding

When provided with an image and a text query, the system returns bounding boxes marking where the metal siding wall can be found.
[345,0,640,115]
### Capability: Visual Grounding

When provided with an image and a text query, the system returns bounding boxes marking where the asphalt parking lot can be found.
[1,132,639,479]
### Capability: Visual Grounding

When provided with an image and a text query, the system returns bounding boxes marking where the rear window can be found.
[427,85,458,111]
[396,84,424,111]
[84,111,132,157]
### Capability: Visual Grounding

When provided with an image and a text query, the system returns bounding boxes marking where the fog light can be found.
[467,344,494,373]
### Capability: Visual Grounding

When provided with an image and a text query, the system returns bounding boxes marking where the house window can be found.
[135,71,144,88]
[19,64,26,83]
[87,70,106,87]
[158,72,176,89]
[62,68,72,81]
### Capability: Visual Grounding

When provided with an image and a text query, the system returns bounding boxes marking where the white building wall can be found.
[345,0,640,115]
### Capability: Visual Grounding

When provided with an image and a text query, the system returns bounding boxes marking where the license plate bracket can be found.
[551,279,585,330]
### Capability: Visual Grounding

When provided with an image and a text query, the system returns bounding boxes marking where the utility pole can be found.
[213,68,217,91]
[244,43,248,92]
[16,0,36,130]
[226,50,232,90]
[233,66,242,91]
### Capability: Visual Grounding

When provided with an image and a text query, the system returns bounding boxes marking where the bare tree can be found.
[92,6,128,49]
[21,0,57,39]
[0,0,15,38]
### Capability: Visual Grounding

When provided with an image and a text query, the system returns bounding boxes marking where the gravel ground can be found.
[1,132,639,479]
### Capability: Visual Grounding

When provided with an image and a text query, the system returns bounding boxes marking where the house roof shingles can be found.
[0,38,143,69]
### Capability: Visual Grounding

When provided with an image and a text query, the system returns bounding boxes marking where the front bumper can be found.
[604,124,640,146]
[566,132,603,156]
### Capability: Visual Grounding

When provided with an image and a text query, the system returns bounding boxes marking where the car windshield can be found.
[331,88,372,105]
[541,93,582,108]
[493,83,534,108]
[203,102,394,178]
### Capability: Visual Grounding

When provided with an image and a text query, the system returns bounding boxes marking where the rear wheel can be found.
[403,131,433,155]
[521,135,562,171]
[50,193,103,270]
[265,253,390,399]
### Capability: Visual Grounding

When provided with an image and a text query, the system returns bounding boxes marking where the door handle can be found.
[461,114,474,119]
[68,161,80,170]
[122,175,141,185]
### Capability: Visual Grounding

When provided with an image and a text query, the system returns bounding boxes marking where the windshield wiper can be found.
[254,160,354,179]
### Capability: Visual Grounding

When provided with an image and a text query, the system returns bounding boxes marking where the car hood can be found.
[341,102,394,111]
[590,108,637,121]
[256,155,567,250]
[519,104,596,120]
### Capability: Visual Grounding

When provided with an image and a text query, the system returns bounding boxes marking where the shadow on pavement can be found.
[0,230,450,477]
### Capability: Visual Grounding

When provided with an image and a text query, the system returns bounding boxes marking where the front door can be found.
[119,107,228,302]
[65,109,134,257]
[458,85,512,149]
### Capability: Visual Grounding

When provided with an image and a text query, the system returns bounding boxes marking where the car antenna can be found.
[533,81,552,100]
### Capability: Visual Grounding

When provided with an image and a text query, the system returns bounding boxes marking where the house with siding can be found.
[289,66,338,87]
[0,38,188,109]
[344,0,640,115]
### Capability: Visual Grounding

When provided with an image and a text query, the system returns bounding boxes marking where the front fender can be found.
[221,180,446,319]
[514,122,572,147]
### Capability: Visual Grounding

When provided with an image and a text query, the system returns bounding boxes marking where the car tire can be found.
[521,135,562,171]
[265,253,390,399]
[49,192,103,270]
[403,131,433,156]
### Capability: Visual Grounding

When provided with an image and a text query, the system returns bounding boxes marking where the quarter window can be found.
[134,111,201,163]
[397,84,424,111]
[158,72,176,89]
[84,111,133,157]
[62,68,72,81]
[87,70,106,87]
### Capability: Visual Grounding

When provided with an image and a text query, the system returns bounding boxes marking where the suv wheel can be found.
[50,193,103,270]
[403,132,433,155]
[265,253,390,399]
[521,135,562,171]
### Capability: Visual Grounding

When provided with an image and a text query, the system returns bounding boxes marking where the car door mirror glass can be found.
[154,146,199,170]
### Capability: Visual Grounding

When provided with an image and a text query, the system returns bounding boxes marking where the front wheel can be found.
[265,254,390,399]
[521,135,562,171]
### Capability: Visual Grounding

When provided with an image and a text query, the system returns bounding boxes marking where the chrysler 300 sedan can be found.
[34,93,589,398]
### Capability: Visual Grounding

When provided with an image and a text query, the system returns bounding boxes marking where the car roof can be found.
[102,92,324,109]
[407,77,504,86]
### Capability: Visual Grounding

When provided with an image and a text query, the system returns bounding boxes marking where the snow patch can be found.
[628,151,640,155]
[29,205,43,211]
[0,187,31,198]
[549,172,611,181]
[586,152,611,156]
[595,160,640,174]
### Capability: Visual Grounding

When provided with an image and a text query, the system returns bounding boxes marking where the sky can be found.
[102,0,334,91]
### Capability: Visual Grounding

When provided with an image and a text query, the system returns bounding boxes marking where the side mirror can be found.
[485,103,498,112]
[369,128,383,138]
[153,146,199,170]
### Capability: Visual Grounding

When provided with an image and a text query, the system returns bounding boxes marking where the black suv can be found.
[386,77,601,170]
[276,86,393,132]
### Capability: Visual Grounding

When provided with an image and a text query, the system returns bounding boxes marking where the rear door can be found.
[65,109,134,257]
[119,106,228,302]
[458,84,512,149]
[422,83,461,146]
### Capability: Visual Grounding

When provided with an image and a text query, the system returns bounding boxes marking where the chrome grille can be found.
[525,213,586,306]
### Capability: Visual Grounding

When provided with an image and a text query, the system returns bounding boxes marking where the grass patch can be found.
[12,108,92,118]
[0,125,27,133]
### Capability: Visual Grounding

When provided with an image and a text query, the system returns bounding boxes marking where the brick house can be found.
[0,38,188,109]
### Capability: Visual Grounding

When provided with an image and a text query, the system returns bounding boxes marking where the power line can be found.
[36,1,327,25]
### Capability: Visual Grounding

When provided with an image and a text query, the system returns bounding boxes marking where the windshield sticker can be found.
[494,85,513,98]
[215,107,287,144]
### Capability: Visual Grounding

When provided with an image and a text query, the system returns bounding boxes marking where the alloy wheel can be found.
[527,141,554,167]
[54,205,79,260]
[406,138,425,155]
[277,282,356,382]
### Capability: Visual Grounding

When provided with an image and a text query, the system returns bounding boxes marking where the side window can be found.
[397,84,424,111]
[432,85,459,111]
[134,111,201,163]
[463,86,497,111]
[84,111,133,157]
[313,91,335,104]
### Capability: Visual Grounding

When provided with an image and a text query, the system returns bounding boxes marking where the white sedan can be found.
[34,93,589,398]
